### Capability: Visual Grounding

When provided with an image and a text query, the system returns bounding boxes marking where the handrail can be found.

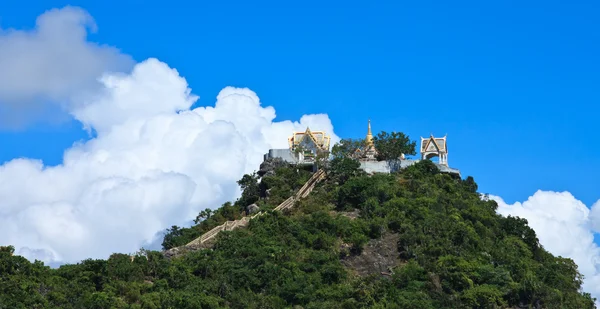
[273,195,294,211]
[185,169,326,248]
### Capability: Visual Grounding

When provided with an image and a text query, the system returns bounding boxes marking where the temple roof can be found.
[288,127,331,150]
[420,135,447,152]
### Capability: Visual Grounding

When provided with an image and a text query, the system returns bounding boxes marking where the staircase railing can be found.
[185,169,326,248]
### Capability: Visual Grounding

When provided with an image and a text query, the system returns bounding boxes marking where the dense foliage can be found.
[1,152,596,308]
[162,167,313,250]
[330,138,366,159]
[372,131,417,161]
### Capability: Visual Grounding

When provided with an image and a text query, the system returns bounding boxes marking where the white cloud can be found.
[0,6,339,264]
[492,191,600,303]
[0,6,134,128]
[0,58,339,264]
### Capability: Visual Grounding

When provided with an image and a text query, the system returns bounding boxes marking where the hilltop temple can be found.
[263,121,460,176]
[264,128,331,165]
[419,135,447,166]
[350,120,379,161]
[289,128,331,161]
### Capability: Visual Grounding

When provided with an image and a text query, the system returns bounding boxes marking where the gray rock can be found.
[341,233,401,277]
[163,246,187,259]
[258,157,287,177]
[247,203,260,215]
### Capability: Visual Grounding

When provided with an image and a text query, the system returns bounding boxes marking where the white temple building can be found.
[263,121,460,176]
[420,135,448,166]
[264,128,331,165]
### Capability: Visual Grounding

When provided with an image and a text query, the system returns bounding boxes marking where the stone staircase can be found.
[165,169,326,256]
[273,169,326,212]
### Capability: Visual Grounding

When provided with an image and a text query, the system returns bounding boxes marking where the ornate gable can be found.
[421,136,447,152]
[288,127,331,152]
[420,134,448,166]
[434,138,446,151]
[300,127,319,147]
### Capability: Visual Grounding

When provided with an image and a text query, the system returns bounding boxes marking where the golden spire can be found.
[366,119,374,146]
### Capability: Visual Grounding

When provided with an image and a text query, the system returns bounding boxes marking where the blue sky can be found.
[1,0,597,206]
[3,0,600,297]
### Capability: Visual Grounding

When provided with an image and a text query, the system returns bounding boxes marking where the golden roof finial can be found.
[366,119,374,146]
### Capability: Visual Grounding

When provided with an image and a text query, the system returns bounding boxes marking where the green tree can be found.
[328,157,364,185]
[161,225,183,250]
[194,208,213,224]
[331,138,365,159]
[237,172,260,207]
[373,131,416,172]
[315,149,331,170]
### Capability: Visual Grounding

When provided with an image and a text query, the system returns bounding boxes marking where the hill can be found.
[0,158,596,308]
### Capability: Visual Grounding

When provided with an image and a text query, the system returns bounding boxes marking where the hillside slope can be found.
[0,159,596,308]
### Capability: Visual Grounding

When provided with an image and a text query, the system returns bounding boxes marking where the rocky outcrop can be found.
[163,246,191,259]
[341,233,401,277]
[258,157,288,177]
[336,209,360,220]
[246,203,260,215]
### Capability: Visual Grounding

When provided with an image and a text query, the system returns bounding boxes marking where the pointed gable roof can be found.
[300,127,319,146]
[421,135,447,153]
[288,127,331,151]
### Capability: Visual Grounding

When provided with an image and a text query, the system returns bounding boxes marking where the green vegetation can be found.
[162,166,313,250]
[372,131,417,161]
[373,131,417,172]
[0,136,596,308]
[331,138,366,158]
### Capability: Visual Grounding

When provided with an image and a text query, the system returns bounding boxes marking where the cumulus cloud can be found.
[493,191,600,302]
[0,6,134,128]
[0,58,339,264]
